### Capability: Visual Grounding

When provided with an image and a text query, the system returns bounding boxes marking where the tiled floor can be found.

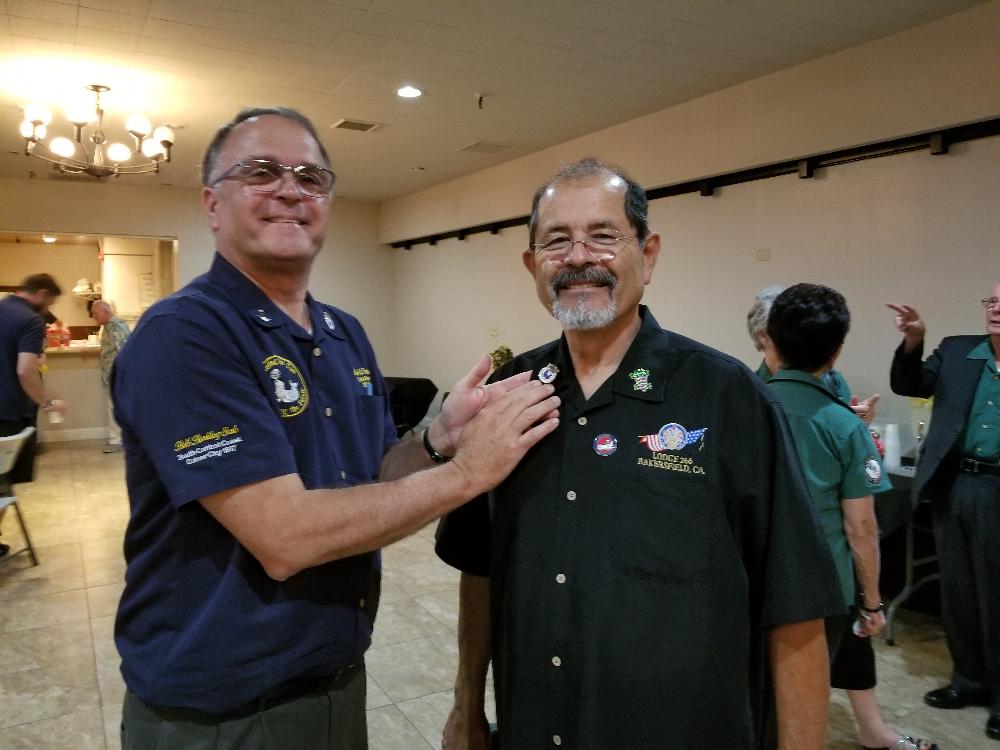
[0,441,994,749]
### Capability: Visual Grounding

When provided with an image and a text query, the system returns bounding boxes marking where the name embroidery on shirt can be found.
[637,422,708,475]
[173,425,243,465]
[264,355,309,417]
[354,367,373,395]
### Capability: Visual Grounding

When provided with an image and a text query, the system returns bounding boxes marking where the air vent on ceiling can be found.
[332,118,381,133]
[460,141,514,154]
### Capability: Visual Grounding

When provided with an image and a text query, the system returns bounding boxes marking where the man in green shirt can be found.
[91,300,130,453]
[769,284,939,750]
[889,283,1000,741]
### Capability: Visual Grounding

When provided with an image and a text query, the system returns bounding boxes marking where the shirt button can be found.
[553,736,562,746]
[313,347,322,357]
[555,573,566,584]
[359,598,365,608]
[577,416,587,426]
[566,490,576,501]
[984,424,990,429]
[551,656,561,667]
[325,407,333,417]
[988,400,994,406]
[340,470,347,479]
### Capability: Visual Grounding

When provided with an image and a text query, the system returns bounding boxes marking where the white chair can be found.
[0,426,39,566]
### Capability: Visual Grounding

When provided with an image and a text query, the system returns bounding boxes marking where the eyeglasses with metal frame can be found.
[981,297,1000,310]
[211,159,336,198]
[530,232,635,262]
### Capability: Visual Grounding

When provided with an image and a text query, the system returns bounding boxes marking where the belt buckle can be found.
[960,457,978,473]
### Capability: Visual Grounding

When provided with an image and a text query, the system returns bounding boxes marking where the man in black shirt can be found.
[436,159,844,749]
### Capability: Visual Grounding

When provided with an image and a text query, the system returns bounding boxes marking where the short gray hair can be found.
[528,157,648,246]
[747,285,785,350]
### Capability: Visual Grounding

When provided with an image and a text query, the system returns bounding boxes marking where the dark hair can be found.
[528,157,649,245]
[20,273,61,296]
[201,107,331,186]
[767,283,850,372]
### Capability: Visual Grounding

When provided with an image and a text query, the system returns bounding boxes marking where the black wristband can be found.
[422,428,450,464]
[860,601,885,613]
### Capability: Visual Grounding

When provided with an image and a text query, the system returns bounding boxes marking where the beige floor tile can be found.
[102,702,122,750]
[381,559,460,599]
[0,619,94,677]
[414,588,460,632]
[0,589,88,632]
[371,599,453,648]
[1,707,106,750]
[86,582,124,620]
[83,553,126,587]
[365,634,459,703]
[366,672,393,710]
[91,615,126,708]
[0,664,101,729]
[0,542,84,600]
[366,704,432,750]
[395,689,454,750]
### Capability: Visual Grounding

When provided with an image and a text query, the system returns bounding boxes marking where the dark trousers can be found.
[934,471,1000,711]
[121,664,368,750]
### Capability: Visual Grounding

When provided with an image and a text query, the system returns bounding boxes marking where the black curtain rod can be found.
[389,116,1000,250]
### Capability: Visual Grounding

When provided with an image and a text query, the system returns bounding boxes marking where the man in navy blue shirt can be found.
[0,273,65,557]
[112,108,560,750]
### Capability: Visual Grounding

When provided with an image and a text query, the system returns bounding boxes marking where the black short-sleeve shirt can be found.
[436,306,842,749]
[112,254,397,714]
[0,295,45,420]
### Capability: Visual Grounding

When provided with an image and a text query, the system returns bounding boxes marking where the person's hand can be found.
[858,609,886,637]
[886,303,925,351]
[430,355,534,456]
[450,379,559,492]
[442,704,491,750]
[850,394,880,425]
[45,399,66,415]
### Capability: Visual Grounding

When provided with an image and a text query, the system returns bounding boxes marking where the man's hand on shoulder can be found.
[430,354,534,456]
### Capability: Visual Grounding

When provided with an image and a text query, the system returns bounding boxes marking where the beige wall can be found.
[0,242,100,326]
[379,1,1000,243]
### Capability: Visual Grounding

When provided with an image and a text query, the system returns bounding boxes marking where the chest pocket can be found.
[606,468,717,585]
[338,394,389,483]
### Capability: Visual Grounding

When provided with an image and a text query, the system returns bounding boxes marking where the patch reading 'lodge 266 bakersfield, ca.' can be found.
[637,422,709,475]
[263,354,309,418]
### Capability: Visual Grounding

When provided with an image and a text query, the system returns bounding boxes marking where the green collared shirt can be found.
[756,360,852,404]
[959,338,1000,461]
[100,316,131,385]
[768,369,892,607]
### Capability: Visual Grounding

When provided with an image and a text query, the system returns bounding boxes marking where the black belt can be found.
[959,457,1000,476]
[144,662,361,722]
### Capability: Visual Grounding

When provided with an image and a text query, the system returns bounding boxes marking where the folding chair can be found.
[0,426,40,566]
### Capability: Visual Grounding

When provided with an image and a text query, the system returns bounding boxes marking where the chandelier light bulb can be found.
[18,120,35,138]
[49,137,77,158]
[153,125,175,146]
[23,104,53,125]
[126,114,152,137]
[106,142,132,163]
[141,139,165,158]
[67,105,95,126]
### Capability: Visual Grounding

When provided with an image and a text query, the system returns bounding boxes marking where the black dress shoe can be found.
[987,713,1000,741]
[924,684,991,709]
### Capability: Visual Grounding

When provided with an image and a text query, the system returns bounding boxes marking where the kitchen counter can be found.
[38,344,106,442]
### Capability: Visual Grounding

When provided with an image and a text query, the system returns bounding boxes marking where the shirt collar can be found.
[207,253,344,340]
[966,337,996,364]
[769,368,837,396]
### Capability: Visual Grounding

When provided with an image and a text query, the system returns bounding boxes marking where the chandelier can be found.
[19,84,176,178]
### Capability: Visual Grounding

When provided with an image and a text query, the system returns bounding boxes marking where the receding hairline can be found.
[205,112,331,185]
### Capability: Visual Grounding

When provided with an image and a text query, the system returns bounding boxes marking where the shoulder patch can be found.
[864,455,882,485]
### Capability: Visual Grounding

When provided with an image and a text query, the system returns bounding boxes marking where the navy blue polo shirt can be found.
[112,254,397,713]
[0,295,45,420]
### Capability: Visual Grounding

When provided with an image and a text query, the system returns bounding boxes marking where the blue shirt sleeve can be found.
[114,305,299,507]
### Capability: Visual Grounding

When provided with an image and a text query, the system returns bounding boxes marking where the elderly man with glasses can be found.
[888,284,1000,742]
[111,107,560,750]
[435,158,844,750]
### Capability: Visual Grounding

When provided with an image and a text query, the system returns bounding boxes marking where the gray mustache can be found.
[550,267,616,295]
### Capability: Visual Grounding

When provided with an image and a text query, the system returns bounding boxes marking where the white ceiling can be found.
[0,0,989,201]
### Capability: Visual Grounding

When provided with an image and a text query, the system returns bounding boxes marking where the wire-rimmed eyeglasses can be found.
[211,159,335,198]
[982,297,1000,310]
[530,232,635,262]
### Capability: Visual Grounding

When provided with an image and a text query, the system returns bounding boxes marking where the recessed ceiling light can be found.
[42,235,56,243]
[397,85,422,99]
[411,166,425,171]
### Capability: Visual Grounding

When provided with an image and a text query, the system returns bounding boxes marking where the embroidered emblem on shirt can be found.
[323,311,336,331]
[629,368,652,392]
[354,367,373,395]
[538,363,559,384]
[256,309,272,323]
[593,433,618,457]
[864,455,882,484]
[640,422,707,452]
[263,355,309,418]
